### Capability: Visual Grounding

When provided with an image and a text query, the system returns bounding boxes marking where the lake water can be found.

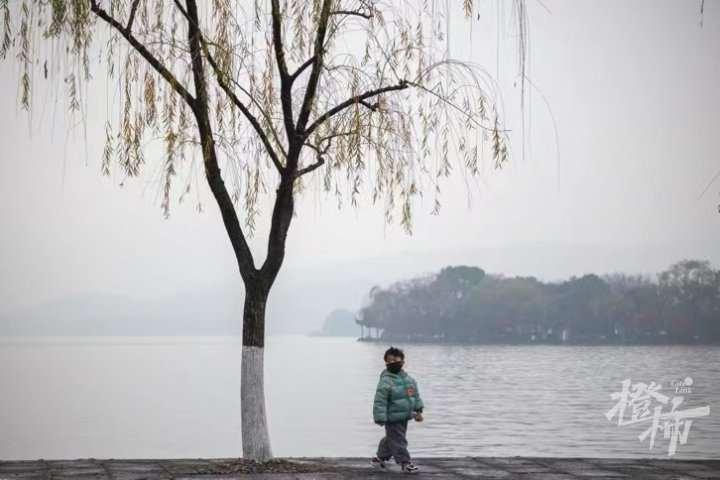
[1,335,718,460]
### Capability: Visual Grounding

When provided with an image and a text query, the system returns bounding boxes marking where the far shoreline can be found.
[354,336,720,347]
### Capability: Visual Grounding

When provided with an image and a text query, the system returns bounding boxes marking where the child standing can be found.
[371,346,424,474]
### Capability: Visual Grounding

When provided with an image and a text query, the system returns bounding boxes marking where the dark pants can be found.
[376,419,410,464]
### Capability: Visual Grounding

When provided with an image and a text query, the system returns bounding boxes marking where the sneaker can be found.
[401,462,419,474]
[371,456,388,470]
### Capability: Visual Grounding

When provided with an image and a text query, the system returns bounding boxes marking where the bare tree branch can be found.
[295,157,325,177]
[269,0,289,79]
[270,0,295,142]
[172,0,285,173]
[204,48,286,173]
[296,139,332,178]
[185,0,257,281]
[89,0,196,108]
[330,10,372,19]
[126,0,141,33]
[304,80,409,138]
[172,0,189,19]
[294,0,334,144]
[289,55,316,84]
[360,100,379,111]
[221,74,287,160]
[406,79,505,132]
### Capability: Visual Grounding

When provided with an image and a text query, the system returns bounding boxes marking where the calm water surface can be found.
[0,335,718,460]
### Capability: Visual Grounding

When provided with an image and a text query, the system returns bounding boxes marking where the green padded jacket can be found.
[373,369,425,423]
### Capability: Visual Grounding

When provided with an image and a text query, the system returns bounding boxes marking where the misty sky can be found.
[0,0,718,334]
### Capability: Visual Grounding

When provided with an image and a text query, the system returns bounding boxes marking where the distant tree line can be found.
[356,260,720,344]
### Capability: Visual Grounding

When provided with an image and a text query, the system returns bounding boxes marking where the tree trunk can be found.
[241,282,272,461]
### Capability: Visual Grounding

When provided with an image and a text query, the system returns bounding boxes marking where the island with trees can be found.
[356,260,720,345]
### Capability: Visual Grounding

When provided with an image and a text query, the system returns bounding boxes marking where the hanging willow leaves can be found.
[0,0,524,236]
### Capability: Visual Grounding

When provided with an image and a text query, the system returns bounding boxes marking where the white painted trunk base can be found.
[241,345,273,461]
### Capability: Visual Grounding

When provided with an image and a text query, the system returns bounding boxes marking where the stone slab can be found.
[0,457,718,479]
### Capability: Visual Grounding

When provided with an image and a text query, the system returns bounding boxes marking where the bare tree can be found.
[1,0,518,460]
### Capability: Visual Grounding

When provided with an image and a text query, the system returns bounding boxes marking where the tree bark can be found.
[241,281,272,461]
[239,165,295,460]
[238,155,296,461]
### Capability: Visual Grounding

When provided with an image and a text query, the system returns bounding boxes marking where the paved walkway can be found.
[1,457,719,479]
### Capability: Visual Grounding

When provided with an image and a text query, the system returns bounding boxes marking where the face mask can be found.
[386,361,403,373]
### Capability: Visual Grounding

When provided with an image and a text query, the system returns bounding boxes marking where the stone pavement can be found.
[1,457,719,479]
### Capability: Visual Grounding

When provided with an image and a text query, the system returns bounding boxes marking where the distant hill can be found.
[309,309,358,337]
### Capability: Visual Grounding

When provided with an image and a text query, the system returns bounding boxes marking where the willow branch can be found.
[330,10,372,19]
[295,0,333,140]
[269,0,289,78]
[89,0,196,108]
[204,49,285,173]
[406,80,505,132]
[126,0,141,32]
[270,0,295,141]
[360,100,379,111]
[185,0,257,280]
[172,0,285,173]
[304,80,409,138]
[289,55,316,84]
[295,157,325,177]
